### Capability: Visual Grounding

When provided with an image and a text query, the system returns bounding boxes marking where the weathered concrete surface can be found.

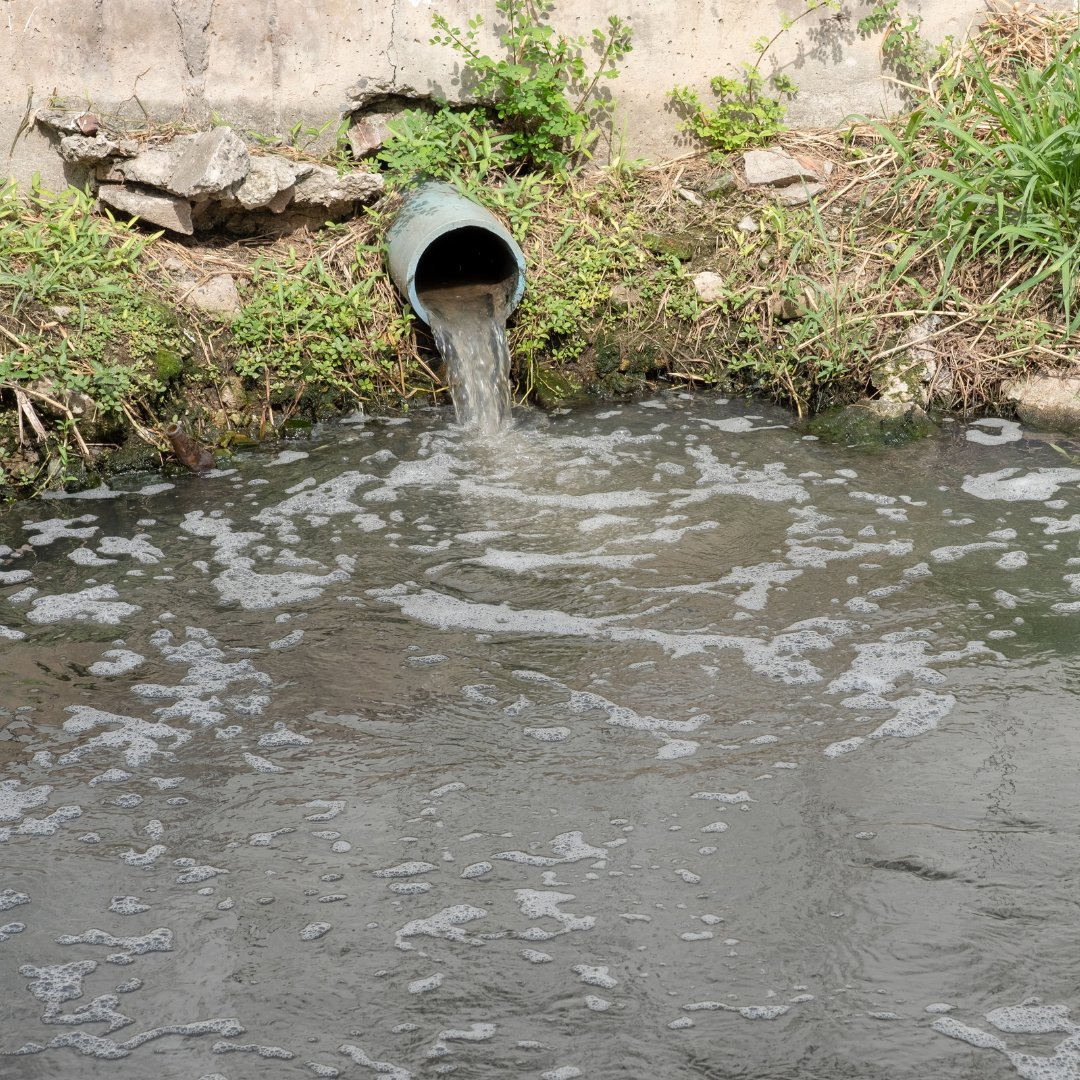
[1,1,1072,187]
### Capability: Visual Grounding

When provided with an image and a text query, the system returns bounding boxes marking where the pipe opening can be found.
[413,226,520,308]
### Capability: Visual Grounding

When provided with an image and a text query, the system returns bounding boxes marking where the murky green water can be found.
[2,396,1079,1080]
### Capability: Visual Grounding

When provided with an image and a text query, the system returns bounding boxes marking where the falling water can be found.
[421,283,513,436]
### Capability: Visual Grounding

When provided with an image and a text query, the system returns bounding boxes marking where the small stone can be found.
[743,148,821,187]
[702,172,738,198]
[1002,375,1080,434]
[184,273,241,319]
[676,187,705,206]
[737,215,757,233]
[608,283,640,313]
[767,296,803,321]
[693,271,726,303]
[97,184,193,235]
[805,399,937,447]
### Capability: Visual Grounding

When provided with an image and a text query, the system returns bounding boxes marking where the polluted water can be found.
[2,396,1080,1080]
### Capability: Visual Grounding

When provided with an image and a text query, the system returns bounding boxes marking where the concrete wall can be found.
[0,1,1048,187]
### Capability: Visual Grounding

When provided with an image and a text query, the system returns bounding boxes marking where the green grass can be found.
[879,34,1080,328]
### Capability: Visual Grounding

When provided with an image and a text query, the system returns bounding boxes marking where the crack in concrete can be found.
[387,0,399,86]
[170,0,214,82]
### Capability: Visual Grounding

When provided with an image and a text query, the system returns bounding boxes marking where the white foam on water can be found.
[89,649,145,676]
[242,752,285,774]
[56,927,173,954]
[966,418,1023,445]
[299,922,332,940]
[23,515,98,546]
[60,706,189,768]
[824,735,865,757]
[523,727,571,742]
[931,540,1009,563]
[99,535,165,563]
[516,890,595,934]
[375,861,437,878]
[572,964,618,989]
[305,800,345,821]
[257,723,312,748]
[521,949,552,963]
[471,548,656,572]
[27,585,140,625]
[866,690,956,740]
[427,1022,496,1058]
[692,791,751,804]
[0,889,30,911]
[68,548,117,566]
[0,781,52,822]
[461,862,493,879]
[394,904,488,950]
[407,972,443,994]
[962,467,1080,502]
[1033,514,1080,534]
[542,1068,582,1080]
[108,896,150,915]
[339,1043,412,1079]
[996,551,1029,569]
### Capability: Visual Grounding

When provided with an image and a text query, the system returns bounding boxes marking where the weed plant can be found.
[878,32,1080,329]
[430,0,632,172]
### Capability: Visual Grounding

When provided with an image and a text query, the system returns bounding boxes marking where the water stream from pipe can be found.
[420,284,513,436]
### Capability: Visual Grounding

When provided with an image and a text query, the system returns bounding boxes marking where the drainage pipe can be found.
[385,181,526,325]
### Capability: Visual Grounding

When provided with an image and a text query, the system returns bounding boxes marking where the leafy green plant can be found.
[430,0,632,171]
[376,107,515,187]
[669,0,836,155]
[858,0,950,83]
[878,35,1080,327]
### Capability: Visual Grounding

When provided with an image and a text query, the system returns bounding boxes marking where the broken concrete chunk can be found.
[345,76,433,111]
[291,164,384,207]
[347,112,397,158]
[234,155,298,209]
[59,134,138,164]
[168,127,250,197]
[743,148,821,188]
[36,109,99,135]
[117,141,193,188]
[97,184,193,235]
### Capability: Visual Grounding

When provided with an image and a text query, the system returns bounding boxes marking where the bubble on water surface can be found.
[339,1042,411,1078]
[109,896,150,915]
[572,964,618,989]
[407,972,443,994]
[375,861,436,878]
[26,585,140,625]
[962,467,1080,502]
[966,418,1023,445]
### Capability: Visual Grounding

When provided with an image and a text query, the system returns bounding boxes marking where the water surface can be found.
[1,398,1079,1080]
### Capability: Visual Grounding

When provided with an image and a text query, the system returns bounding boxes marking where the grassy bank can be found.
[1,3,1078,499]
